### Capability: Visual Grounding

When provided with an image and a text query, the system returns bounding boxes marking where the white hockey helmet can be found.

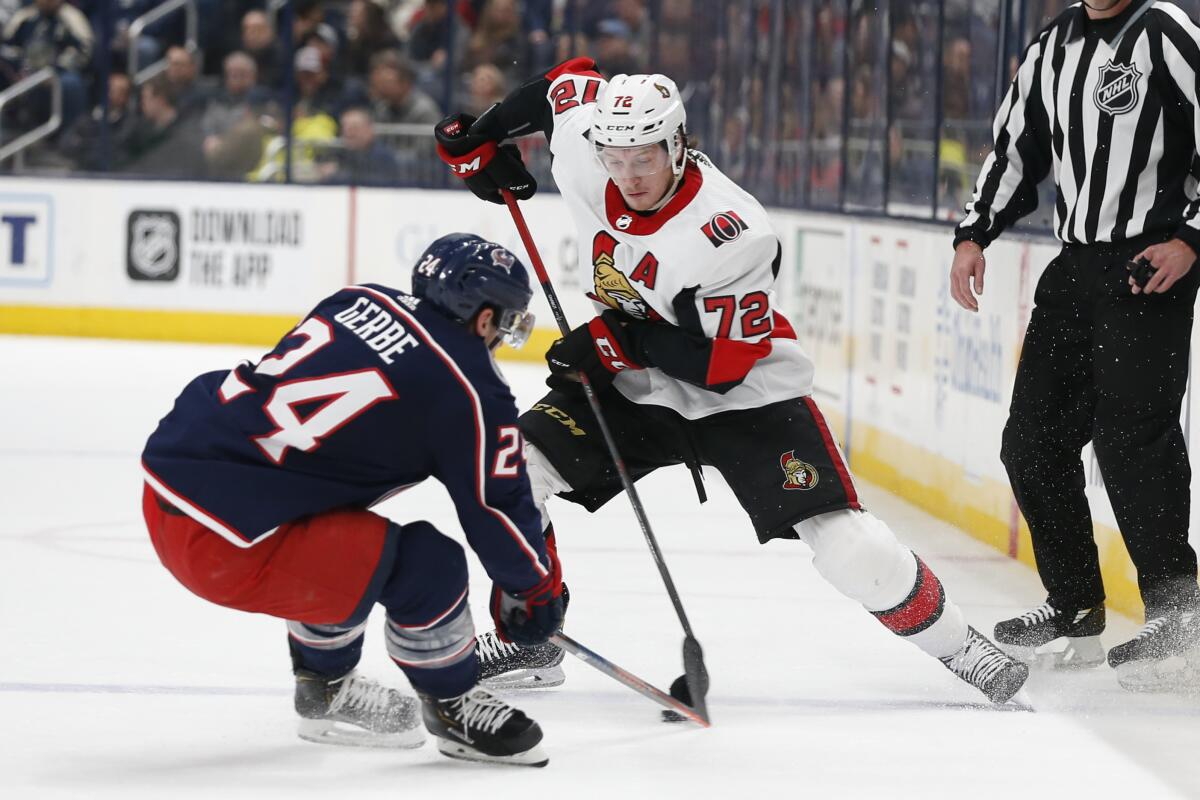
[591,74,688,178]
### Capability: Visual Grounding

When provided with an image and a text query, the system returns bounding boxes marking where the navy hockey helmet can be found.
[412,233,536,349]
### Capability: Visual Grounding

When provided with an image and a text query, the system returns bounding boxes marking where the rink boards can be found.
[0,177,1187,620]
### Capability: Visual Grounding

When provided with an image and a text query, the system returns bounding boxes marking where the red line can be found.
[803,397,860,509]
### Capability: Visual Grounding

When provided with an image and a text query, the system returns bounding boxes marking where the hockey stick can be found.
[550,632,710,727]
[501,190,710,724]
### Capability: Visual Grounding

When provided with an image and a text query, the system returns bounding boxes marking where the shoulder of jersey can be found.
[682,155,773,251]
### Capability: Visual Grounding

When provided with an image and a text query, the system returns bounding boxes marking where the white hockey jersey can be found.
[545,69,815,419]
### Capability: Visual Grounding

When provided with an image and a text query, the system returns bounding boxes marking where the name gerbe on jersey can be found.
[142,283,549,594]
[545,65,815,419]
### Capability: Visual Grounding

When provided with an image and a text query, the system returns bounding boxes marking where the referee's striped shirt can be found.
[954,0,1200,252]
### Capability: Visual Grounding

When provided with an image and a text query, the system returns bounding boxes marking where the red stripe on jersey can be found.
[142,465,260,545]
[605,161,704,235]
[706,338,772,386]
[545,57,602,81]
[350,287,549,580]
[802,396,860,510]
[771,311,797,340]
[873,558,946,636]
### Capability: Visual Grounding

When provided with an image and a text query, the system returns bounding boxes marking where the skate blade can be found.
[480,665,565,690]
[297,717,426,749]
[1004,636,1106,671]
[1115,653,1200,694]
[436,738,548,767]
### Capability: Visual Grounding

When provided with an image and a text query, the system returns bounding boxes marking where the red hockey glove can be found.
[434,112,537,205]
[545,311,645,390]
[490,549,565,646]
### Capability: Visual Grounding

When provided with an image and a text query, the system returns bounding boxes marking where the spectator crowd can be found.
[0,0,1160,224]
[0,0,666,183]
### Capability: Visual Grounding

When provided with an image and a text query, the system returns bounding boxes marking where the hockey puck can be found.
[660,674,692,723]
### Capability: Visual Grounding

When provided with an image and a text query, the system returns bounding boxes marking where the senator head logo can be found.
[1094,60,1141,116]
[780,450,819,491]
[591,231,650,318]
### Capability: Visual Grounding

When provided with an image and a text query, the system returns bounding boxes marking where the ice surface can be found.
[2,336,1198,799]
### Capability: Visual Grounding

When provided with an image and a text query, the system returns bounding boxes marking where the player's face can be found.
[596,143,674,211]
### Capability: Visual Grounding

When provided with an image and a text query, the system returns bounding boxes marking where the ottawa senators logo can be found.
[592,231,651,318]
[702,211,749,248]
[780,450,818,491]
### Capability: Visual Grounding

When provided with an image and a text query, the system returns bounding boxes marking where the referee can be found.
[950,0,1200,686]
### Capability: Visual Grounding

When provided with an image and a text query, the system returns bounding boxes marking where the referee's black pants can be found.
[1000,232,1200,616]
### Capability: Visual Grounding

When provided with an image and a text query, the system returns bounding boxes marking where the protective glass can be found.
[594,142,672,180]
[498,308,535,349]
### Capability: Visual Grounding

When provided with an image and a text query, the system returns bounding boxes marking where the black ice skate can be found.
[1108,606,1200,694]
[294,670,424,748]
[993,601,1106,669]
[940,626,1030,704]
[477,583,568,689]
[476,629,565,688]
[420,687,548,767]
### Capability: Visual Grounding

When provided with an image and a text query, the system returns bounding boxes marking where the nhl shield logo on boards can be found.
[779,450,818,491]
[126,209,180,281]
[1094,60,1141,115]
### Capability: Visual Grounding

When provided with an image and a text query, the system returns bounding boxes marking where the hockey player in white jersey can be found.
[435,57,1029,704]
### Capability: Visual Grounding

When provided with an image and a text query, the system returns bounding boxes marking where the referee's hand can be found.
[950,241,986,312]
[1130,239,1197,295]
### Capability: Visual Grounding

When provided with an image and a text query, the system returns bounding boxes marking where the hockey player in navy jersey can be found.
[141,233,564,767]
[434,58,1030,705]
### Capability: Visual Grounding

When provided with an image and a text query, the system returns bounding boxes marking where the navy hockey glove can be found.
[490,550,565,646]
[545,310,646,390]
[434,112,536,205]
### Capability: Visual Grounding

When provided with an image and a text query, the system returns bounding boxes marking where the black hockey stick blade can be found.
[682,635,710,721]
[551,632,711,727]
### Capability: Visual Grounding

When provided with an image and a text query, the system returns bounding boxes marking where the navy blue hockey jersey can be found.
[142,284,549,593]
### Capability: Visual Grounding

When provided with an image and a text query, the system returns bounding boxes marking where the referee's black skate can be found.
[994,601,1106,669]
[420,687,548,767]
[940,627,1030,704]
[1108,603,1200,693]
[294,670,425,748]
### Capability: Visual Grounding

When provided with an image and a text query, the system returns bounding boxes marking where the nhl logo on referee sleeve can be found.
[701,210,748,247]
[779,450,818,490]
[1094,60,1142,116]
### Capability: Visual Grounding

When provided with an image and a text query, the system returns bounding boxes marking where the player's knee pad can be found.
[795,510,965,657]
[381,522,476,690]
[526,443,571,529]
[379,521,468,616]
[794,509,918,612]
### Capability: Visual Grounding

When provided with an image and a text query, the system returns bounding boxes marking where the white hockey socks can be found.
[793,509,967,659]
